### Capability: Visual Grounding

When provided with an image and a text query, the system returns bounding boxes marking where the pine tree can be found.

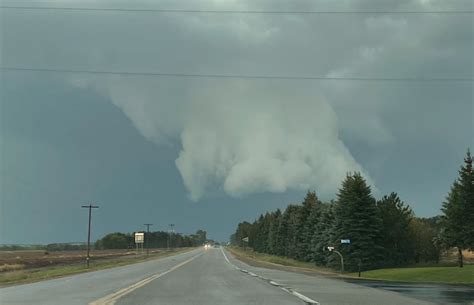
[459,150,474,250]
[232,221,252,247]
[296,191,320,261]
[275,209,290,256]
[285,205,302,259]
[268,209,282,255]
[377,193,414,266]
[333,173,383,271]
[310,202,335,265]
[440,149,474,267]
[260,213,271,253]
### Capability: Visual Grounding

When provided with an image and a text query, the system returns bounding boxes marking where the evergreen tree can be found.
[232,221,253,247]
[296,191,320,261]
[284,205,302,259]
[268,209,282,255]
[275,209,290,256]
[440,149,474,267]
[252,215,264,252]
[459,150,474,250]
[333,173,383,271]
[440,182,464,266]
[311,202,335,265]
[252,213,271,253]
[377,193,414,266]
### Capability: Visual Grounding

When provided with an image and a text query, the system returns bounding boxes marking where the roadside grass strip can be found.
[350,265,474,284]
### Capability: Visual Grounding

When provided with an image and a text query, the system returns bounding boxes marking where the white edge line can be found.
[291,290,320,305]
[220,246,231,263]
[220,247,320,305]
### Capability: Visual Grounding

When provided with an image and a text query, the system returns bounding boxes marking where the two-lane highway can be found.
[113,247,302,305]
[1,247,445,305]
[0,249,202,305]
[0,248,303,305]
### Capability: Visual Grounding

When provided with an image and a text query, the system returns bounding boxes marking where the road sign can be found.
[135,232,145,244]
[242,237,249,242]
[341,239,351,244]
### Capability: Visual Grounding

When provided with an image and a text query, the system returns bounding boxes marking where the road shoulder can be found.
[224,247,436,305]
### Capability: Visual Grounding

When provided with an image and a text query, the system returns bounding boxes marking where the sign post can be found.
[135,232,144,254]
[327,246,344,273]
[242,237,249,249]
[144,224,153,257]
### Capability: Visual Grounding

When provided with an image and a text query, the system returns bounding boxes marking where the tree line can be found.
[95,229,207,250]
[0,230,209,252]
[231,150,473,271]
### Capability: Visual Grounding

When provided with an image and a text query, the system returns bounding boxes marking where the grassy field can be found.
[0,248,194,286]
[228,247,474,284]
[351,265,474,284]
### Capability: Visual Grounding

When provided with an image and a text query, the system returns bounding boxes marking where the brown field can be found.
[0,248,194,286]
[463,250,474,259]
[0,248,167,271]
[440,249,474,265]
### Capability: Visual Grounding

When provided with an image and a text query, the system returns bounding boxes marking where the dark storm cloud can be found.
[1,0,472,241]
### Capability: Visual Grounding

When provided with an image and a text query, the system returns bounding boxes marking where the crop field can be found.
[0,248,191,286]
[0,248,162,270]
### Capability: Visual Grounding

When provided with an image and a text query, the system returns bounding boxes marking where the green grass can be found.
[349,265,474,284]
[228,247,473,284]
[0,248,194,286]
[227,247,333,274]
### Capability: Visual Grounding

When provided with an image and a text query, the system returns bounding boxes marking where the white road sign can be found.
[135,232,145,244]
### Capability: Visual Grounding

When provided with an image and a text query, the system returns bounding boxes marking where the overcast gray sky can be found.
[1,0,473,244]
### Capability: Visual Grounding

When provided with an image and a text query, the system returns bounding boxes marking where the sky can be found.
[1,0,473,244]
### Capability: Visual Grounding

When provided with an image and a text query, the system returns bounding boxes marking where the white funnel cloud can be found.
[73,77,373,201]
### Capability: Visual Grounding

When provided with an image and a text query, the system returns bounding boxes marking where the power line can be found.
[1,67,472,82]
[0,6,472,14]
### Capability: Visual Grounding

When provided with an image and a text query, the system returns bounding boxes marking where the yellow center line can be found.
[89,252,203,305]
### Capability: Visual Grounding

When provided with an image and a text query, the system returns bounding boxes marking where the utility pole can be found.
[144,223,153,257]
[81,204,99,268]
[167,224,175,249]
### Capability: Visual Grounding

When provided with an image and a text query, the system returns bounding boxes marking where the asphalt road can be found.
[2,247,468,305]
[0,249,201,305]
